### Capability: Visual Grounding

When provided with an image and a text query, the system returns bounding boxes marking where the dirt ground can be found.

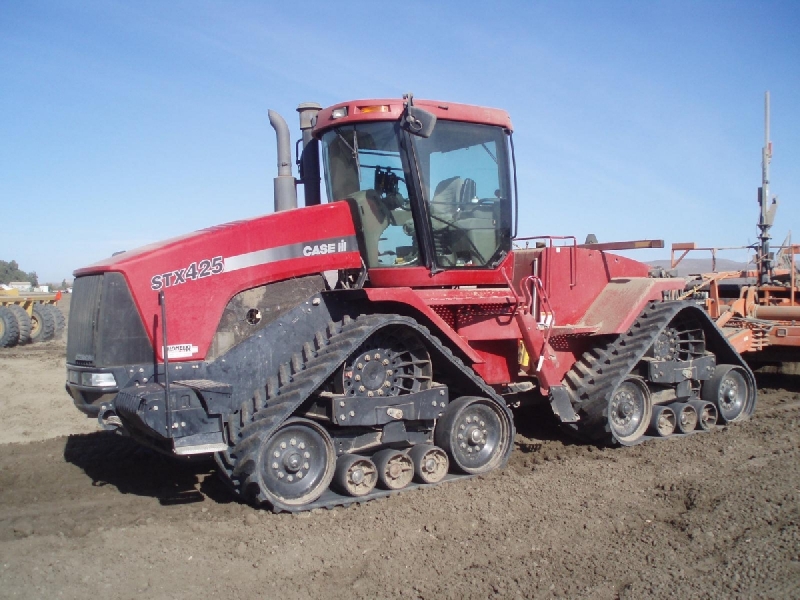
[0,297,798,599]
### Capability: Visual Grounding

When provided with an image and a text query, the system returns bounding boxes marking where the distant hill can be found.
[648,258,751,278]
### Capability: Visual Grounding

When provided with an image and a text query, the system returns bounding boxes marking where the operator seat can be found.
[430,176,464,226]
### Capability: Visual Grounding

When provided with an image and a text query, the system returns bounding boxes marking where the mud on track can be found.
[0,302,798,599]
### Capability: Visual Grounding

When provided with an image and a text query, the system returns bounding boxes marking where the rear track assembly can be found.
[560,301,756,445]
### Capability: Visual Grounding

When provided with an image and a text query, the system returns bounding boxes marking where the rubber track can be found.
[214,313,514,513]
[561,301,755,445]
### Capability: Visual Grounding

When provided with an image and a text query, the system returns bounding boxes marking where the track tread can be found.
[559,301,755,445]
[216,313,514,512]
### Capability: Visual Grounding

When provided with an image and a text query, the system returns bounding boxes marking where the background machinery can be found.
[673,92,799,367]
[0,289,65,347]
[65,95,756,512]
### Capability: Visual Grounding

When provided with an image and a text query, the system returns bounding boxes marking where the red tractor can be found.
[65,95,756,511]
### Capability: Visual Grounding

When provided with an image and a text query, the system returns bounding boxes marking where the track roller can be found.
[688,400,718,430]
[702,365,755,423]
[333,454,377,497]
[373,449,413,490]
[649,405,676,437]
[408,444,449,484]
[670,402,698,433]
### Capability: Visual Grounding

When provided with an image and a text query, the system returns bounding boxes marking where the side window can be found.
[321,123,420,268]
[418,123,511,268]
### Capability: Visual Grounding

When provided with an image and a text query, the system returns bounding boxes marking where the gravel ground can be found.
[0,299,798,599]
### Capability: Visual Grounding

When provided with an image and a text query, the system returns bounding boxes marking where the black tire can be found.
[409,444,449,484]
[30,304,55,343]
[5,304,32,345]
[0,307,21,348]
[607,377,652,443]
[42,304,65,340]
[701,365,755,423]
[332,454,378,497]
[238,418,335,508]
[435,396,513,475]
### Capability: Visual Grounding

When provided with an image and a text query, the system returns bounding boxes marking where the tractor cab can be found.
[314,98,514,274]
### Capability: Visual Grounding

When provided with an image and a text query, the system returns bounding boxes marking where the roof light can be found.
[331,107,348,119]
[357,105,390,114]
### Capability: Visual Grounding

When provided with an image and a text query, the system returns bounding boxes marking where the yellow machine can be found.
[0,289,65,347]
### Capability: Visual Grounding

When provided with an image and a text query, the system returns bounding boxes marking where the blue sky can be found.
[1,0,798,283]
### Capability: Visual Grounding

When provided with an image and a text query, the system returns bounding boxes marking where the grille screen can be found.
[66,275,103,364]
[66,272,153,367]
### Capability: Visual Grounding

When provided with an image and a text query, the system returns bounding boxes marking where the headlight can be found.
[72,371,117,387]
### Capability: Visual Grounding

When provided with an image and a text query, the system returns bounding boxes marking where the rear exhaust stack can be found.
[269,109,298,212]
[297,102,322,206]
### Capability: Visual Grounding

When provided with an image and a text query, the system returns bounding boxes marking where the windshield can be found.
[413,121,513,268]
[321,122,417,268]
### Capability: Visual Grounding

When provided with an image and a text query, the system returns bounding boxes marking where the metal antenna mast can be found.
[758,91,778,285]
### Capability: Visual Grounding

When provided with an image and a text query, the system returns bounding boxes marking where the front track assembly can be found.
[215,314,515,512]
[558,301,757,446]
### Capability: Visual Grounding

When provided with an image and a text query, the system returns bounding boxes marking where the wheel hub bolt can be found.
[468,427,484,445]
[351,468,364,485]
[284,452,302,472]
[424,458,436,472]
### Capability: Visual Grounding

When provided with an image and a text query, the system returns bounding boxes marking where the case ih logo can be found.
[303,240,348,256]
[150,237,357,290]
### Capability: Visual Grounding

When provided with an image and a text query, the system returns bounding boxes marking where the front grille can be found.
[67,272,153,367]
[66,275,104,364]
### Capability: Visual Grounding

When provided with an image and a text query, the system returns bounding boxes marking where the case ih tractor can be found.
[65,95,756,512]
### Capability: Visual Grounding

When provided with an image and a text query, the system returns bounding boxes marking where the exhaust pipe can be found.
[297,102,322,207]
[269,109,298,212]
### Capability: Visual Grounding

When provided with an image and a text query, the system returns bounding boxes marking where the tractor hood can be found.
[73,202,361,361]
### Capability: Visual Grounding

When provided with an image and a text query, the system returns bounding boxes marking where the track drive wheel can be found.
[0,307,20,348]
[340,327,432,397]
[702,365,754,423]
[607,377,652,444]
[373,449,414,490]
[249,418,335,508]
[435,396,512,474]
[333,454,378,497]
[30,304,55,343]
[6,305,32,345]
[409,444,449,484]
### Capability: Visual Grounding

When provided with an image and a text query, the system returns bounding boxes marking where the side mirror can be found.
[402,105,437,138]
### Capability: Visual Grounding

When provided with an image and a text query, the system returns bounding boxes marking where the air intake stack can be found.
[269,109,298,212]
[297,102,322,207]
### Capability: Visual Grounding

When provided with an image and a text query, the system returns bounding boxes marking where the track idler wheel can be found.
[333,454,378,497]
[408,444,449,484]
[373,449,414,490]
[649,405,676,437]
[257,418,335,507]
[607,377,652,444]
[689,400,718,430]
[702,365,754,423]
[435,396,512,474]
[669,402,698,433]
